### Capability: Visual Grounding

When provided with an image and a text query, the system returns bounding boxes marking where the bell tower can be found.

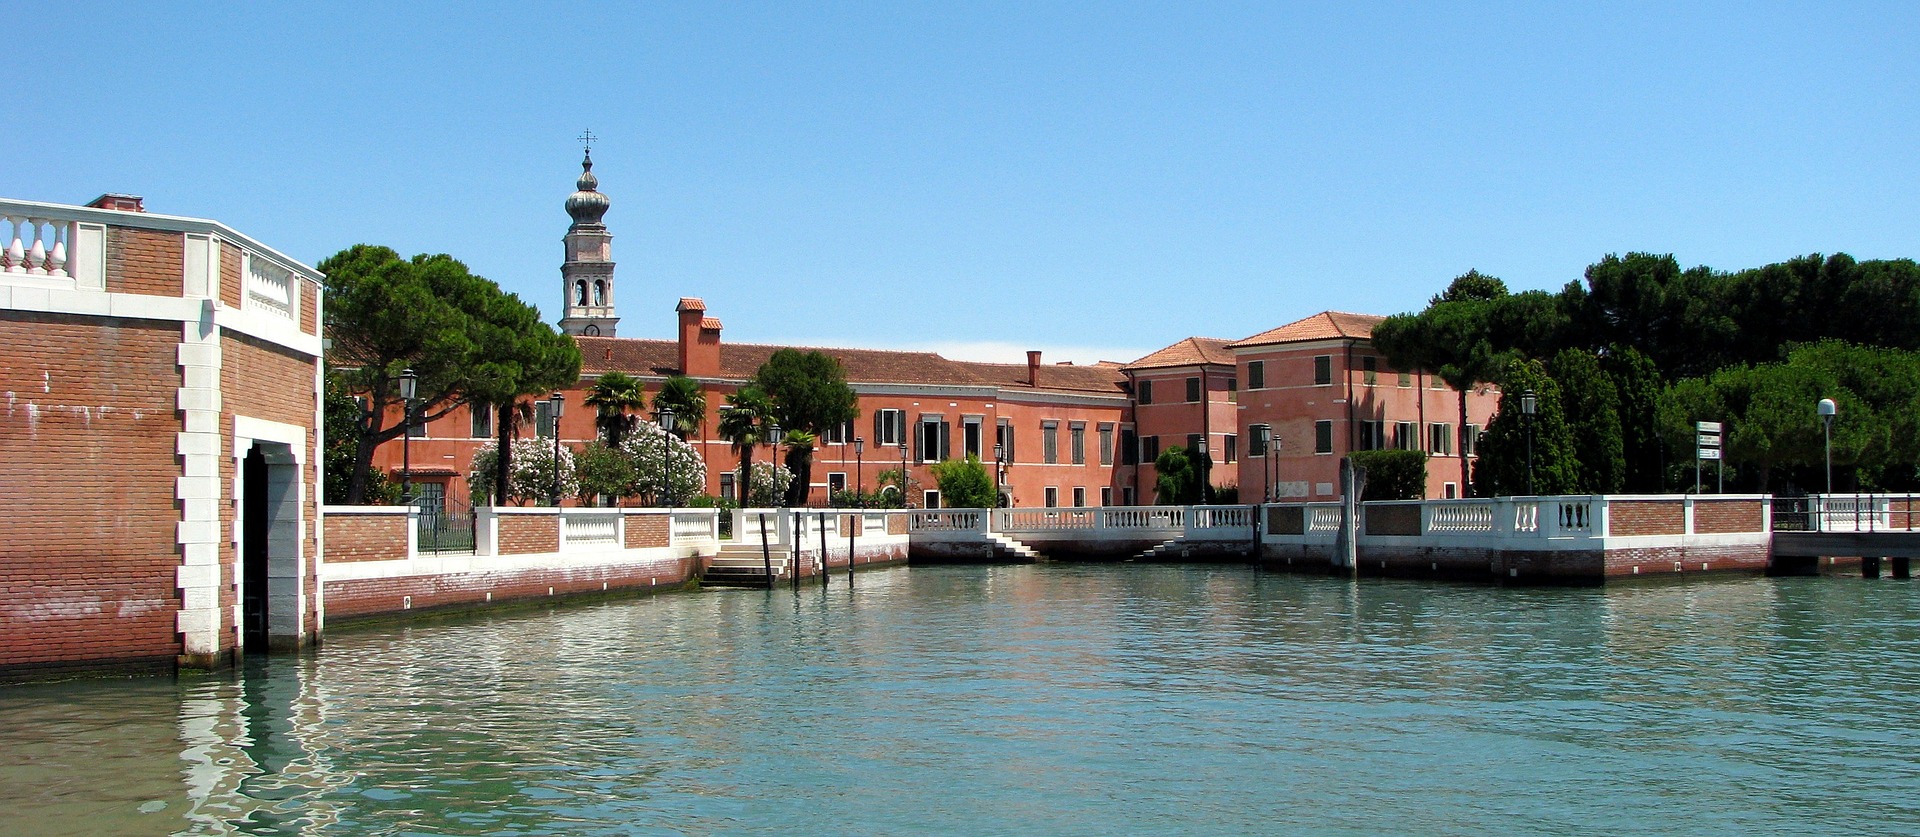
[558,134,619,337]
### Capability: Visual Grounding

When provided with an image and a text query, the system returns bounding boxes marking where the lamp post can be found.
[767,422,783,507]
[1195,436,1211,505]
[1520,389,1537,496]
[900,439,910,508]
[993,442,1005,508]
[548,391,565,506]
[855,437,865,507]
[658,407,676,508]
[1818,398,1837,495]
[398,368,417,505]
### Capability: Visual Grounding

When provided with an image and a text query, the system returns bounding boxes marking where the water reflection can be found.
[0,567,1917,834]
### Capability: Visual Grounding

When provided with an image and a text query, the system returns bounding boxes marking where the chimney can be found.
[1026,350,1042,387]
[85,193,145,212]
[676,298,722,378]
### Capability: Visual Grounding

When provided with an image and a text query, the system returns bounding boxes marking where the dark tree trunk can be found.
[785,447,813,507]
[494,397,515,506]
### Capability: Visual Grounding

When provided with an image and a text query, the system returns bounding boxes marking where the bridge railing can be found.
[1803,494,1920,533]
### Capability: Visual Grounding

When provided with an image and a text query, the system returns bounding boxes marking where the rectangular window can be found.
[1429,422,1453,456]
[1444,482,1459,499]
[1464,424,1480,457]
[1314,355,1333,386]
[535,400,556,439]
[1186,376,1201,402]
[828,472,847,495]
[824,420,850,445]
[1070,422,1086,465]
[1138,379,1154,405]
[1398,370,1412,388]
[1315,420,1334,454]
[1120,429,1139,465]
[1357,420,1383,451]
[1073,487,1086,508]
[997,419,1015,462]
[1042,422,1059,464]
[963,417,983,458]
[918,417,948,463]
[406,406,425,438]
[874,409,906,446]
[1142,435,1161,462]
[1362,356,1377,386]
[1432,375,1445,389]
[1045,486,1059,508]
[1123,486,1136,506]
[1248,360,1265,389]
[923,490,941,509]
[1098,423,1114,466]
[1101,486,1113,506]
[1187,433,1202,452]
[470,403,493,438]
[719,472,737,503]
[1396,421,1418,450]
[1249,424,1270,458]
[1224,433,1237,463]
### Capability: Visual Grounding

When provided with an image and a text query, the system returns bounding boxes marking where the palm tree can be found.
[652,375,707,438]
[584,371,645,447]
[718,386,774,499]
[780,429,817,506]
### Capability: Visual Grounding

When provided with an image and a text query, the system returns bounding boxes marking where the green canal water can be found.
[3,565,1919,835]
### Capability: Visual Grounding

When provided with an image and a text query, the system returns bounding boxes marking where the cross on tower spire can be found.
[577,129,597,155]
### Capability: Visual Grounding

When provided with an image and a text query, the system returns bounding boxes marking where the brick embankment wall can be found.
[1692,500,1763,534]
[322,515,409,563]
[624,515,669,549]
[1602,543,1769,577]
[498,515,559,554]
[322,554,705,623]
[0,314,184,679]
[1610,501,1686,536]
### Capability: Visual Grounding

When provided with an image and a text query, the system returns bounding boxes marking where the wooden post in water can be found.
[1863,555,1882,579]
[759,512,774,590]
[848,512,856,587]
[1249,502,1261,565]
[818,511,828,589]
[1893,556,1911,579]
[793,510,804,591]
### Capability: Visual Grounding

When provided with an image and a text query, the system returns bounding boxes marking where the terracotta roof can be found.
[955,361,1128,396]
[577,336,991,386]
[1123,336,1236,370]
[700,317,722,330]
[676,297,706,312]
[1229,311,1385,348]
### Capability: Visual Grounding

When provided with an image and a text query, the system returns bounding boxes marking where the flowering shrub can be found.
[470,439,578,505]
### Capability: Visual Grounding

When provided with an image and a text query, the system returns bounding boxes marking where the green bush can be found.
[1349,450,1428,501]
[930,455,996,508]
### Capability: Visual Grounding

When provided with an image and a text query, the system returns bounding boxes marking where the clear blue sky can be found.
[14,3,1917,364]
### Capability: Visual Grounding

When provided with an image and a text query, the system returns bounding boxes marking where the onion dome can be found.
[565,151,610,226]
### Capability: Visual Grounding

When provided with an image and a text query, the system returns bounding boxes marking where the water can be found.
[4,566,1919,835]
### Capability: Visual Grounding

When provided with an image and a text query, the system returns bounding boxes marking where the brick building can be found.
[0,194,325,678]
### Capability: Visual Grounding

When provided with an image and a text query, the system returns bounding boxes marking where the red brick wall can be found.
[0,313,183,669]
[300,281,318,336]
[219,244,242,309]
[1602,543,1770,576]
[888,514,909,535]
[323,514,410,562]
[1610,501,1685,536]
[624,514,669,549]
[223,333,322,639]
[1692,500,1763,534]
[323,554,702,620]
[108,228,182,297]
[499,515,559,554]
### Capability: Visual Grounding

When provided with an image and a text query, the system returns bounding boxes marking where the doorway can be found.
[240,441,302,653]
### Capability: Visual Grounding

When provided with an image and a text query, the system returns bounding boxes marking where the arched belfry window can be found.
[593,279,606,306]
[575,280,588,306]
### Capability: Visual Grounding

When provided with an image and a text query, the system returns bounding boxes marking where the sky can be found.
[12,2,1919,364]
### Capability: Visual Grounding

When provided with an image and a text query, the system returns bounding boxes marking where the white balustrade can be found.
[670,510,716,542]
[1511,502,1540,534]
[1101,507,1185,529]
[244,252,295,319]
[1191,506,1251,528]
[1555,501,1593,533]
[1427,502,1494,533]
[561,511,619,546]
[3,214,70,278]
[1308,506,1344,532]
[909,511,984,532]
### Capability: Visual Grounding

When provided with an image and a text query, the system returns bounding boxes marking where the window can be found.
[1098,423,1114,466]
[1045,487,1059,508]
[997,419,1015,462]
[1249,424,1270,458]
[1070,422,1086,465]
[963,417,983,458]
[1396,421,1418,450]
[719,472,737,503]
[1464,424,1480,457]
[1248,360,1266,390]
[1101,486,1113,506]
[406,407,425,438]
[1120,429,1139,465]
[1224,433,1237,463]
[1429,422,1454,456]
[923,490,941,509]
[1431,375,1445,389]
[470,403,493,438]
[1398,370,1412,388]
[1042,422,1060,464]
[1186,377,1201,402]
[828,472,847,495]
[1123,487,1136,506]
[1073,487,1087,508]
[1444,482,1459,499]
[1362,356,1377,386]
[535,400,557,439]
[1187,433,1202,452]
[825,419,851,445]
[1315,420,1334,454]
[918,417,949,462]
[1138,380,1154,405]
[1357,420,1384,451]
[874,409,906,446]
[1141,435,1161,462]
[1314,355,1333,386]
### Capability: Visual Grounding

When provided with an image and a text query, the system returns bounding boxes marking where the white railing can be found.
[863,512,888,534]
[1556,500,1593,533]
[1426,501,1494,532]
[1190,506,1252,529]
[2,214,68,277]
[1807,494,1920,532]
[670,509,718,542]
[244,252,295,319]
[1102,507,1185,529]
[1308,506,1343,532]
[1511,501,1540,534]
[997,509,1098,530]
[561,510,619,547]
[909,510,986,532]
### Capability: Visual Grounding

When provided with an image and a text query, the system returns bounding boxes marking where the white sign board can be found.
[1696,421,1722,433]
[1699,448,1722,460]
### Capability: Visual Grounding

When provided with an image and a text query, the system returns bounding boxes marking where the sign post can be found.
[1696,421,1722,494]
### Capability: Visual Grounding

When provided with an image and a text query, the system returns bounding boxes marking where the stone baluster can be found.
[5,216,23,273]
[25,220,47,275]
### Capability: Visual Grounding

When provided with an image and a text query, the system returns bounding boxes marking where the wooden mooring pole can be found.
[848,512,856,587]
[759,512,774,590]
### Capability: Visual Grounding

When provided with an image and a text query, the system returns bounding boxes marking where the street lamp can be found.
[1818,397,1837,495]
[899,438,910,508]
[658,407,676,508]
[1519,389,1537,496]
[548,391,564,506]
[767,422,783,507]
[993,442,1005,508]
[398,368,417,505]
[1195,436,1211,505]
[855,436,866,507]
